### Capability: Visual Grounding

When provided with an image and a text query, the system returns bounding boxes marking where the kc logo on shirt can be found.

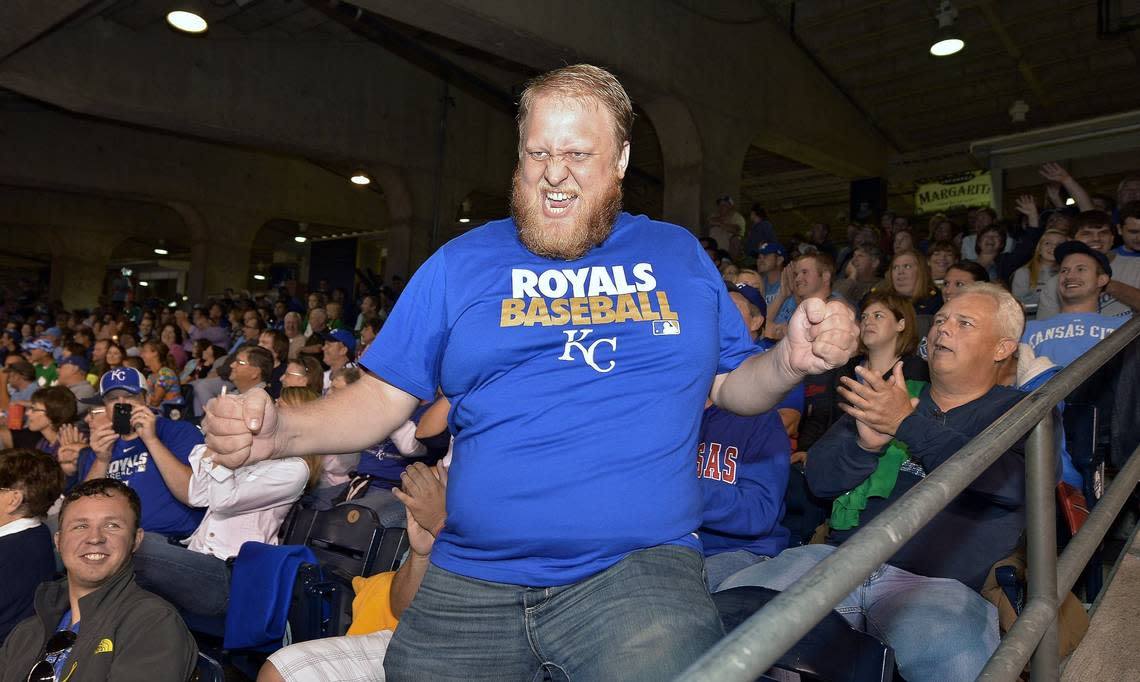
[500,263,681,373]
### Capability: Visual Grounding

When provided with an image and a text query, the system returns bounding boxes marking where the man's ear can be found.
[615,141,631,180]
[133,528,144,553]
[994,338,1017,362]
[1097,273,1110,289]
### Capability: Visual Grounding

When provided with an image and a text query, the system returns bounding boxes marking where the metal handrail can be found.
[679,314,1140,682]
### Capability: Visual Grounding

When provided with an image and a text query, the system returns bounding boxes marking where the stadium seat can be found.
[713,586,896,682]
[782,465,830,547]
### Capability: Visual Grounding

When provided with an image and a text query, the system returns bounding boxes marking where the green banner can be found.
[914,170,996,214]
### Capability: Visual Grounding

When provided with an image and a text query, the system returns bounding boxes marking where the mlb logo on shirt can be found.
[652,320,681,336]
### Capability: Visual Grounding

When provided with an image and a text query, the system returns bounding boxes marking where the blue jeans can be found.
[704,550,768,591]
[132,532,230,616]
[718,544,999,681]
[384,545,723,681]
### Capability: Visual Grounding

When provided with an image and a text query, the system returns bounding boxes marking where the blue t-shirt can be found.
[1111,245,1140,258]
[359,212,760,586]
[78,418,204,537]
[774,292,845,326]
[1022,313,1123,368]
[697,405,790,558]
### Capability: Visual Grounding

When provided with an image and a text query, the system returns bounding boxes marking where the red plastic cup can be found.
[7,403,24,430]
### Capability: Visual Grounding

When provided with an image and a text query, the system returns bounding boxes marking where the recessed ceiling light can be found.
[459,217,471,224]
[139,281,149,287]
[253,274,267,281]
[350,173,371,186]
[1065,197,1076,206]
[154,247,169,256]
[166,10,208,34]
[294,235,308,243]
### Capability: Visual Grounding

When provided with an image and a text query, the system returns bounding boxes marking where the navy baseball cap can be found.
[326,328,357,354]
[98,367,147,397]
[60,355,90,373]
[751,242,788,260]
[1055,241,1112,278]
[731,283,768,319]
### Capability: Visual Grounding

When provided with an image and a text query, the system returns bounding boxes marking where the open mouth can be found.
[543,190,578,217]
[81,552,109,562]
[932,342,953,354]
[1062,281,1082,290]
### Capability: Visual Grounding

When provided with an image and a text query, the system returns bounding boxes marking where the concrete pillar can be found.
[642,95,703,231]
[174,203,261,300]
[42,227,123,310]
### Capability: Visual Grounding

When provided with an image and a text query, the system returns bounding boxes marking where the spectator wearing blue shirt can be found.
[751,241,787,308]
[768,251,846,341]
[200,65,861,682]
[76,369,203,539]
[1022,242,1124,368]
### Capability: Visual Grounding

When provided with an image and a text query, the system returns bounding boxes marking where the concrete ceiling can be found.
[3,0,1139,254]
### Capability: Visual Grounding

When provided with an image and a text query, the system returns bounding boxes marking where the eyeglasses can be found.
[26,629,77,682]
[234,359,250,366]
[27,407,47,414]
[285,370,306,377]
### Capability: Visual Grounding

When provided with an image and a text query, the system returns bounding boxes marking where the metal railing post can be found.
[1026,417,1059,682]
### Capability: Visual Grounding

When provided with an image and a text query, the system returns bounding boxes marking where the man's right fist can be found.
[203,387,279,469]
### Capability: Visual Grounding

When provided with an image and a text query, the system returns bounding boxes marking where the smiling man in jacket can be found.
[0,478,197,682]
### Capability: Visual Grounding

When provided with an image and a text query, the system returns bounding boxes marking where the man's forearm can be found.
[143,436,192,504]
[85,457,110,481]
[390,551,431,618]
[277,372,420,459]
[713,341,800,416]
[1106,280,1140,312]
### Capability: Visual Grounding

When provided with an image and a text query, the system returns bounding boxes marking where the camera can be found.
[112,403,133,436]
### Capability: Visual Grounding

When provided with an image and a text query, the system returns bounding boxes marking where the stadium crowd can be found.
[0,64,1138,682]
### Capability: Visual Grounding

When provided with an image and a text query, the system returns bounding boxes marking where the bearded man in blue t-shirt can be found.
[203,64,858,680]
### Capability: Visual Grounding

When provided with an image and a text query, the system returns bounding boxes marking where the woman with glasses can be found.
[281,356,324,396]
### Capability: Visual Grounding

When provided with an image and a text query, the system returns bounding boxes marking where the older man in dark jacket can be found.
[0,478,196,682]
[721,283,1061,682]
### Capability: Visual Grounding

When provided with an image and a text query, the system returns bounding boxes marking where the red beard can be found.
[510,166,623,261]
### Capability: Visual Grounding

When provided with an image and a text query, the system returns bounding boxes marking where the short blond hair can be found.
[516,64,634,157]
[959,282,1024,341]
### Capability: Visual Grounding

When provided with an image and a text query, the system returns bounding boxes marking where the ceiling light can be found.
[350,173,371,186]
[1065,197,1076,206]
[166,10,208,34]
[139,281,149,287]
[459,217,470,224]
[154,247,169,256]
[930,1,964,57]
[253,274,267,281]
[294,235,308,243]
[182,295,189,301]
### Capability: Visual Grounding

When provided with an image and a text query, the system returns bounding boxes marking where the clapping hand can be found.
[836,363,918,451]
[57,423,88,475]
[392,462,448,557]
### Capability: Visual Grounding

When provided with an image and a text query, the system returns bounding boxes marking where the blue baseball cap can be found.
[98,367,147,397]
[731,283,768,319]
[60,355,90,373]
[751,242,788,260]
[326,328,357,354]
[44,327,62,339]
[22,338,53,353]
